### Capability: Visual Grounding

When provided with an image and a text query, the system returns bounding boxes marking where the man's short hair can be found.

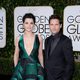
[49,15,61,24]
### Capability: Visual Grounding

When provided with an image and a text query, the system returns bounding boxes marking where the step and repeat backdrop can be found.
[0,6,80,51]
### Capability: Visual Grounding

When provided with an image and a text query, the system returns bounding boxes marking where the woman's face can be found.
[23,18,35,32]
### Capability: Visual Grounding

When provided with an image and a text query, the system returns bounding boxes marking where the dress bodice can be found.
[18,35,40,62]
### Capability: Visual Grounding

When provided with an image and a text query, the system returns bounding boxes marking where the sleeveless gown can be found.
[11,35,44,80]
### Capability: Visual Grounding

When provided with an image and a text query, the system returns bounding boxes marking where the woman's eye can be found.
[31,22,34,24]
[25,22,28,24]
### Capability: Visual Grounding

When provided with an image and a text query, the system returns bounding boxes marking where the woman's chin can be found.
[26,29,32,32]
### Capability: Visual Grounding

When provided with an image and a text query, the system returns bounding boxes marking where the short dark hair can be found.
[22,13,35,23]
[49,15,61,24]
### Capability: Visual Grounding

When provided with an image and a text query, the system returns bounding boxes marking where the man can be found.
[44,15,74,80]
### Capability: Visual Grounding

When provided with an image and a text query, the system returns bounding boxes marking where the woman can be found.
[11,13,44,80]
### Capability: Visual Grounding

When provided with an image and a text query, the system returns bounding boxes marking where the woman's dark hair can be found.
[49,14,61,24]
[22,13,35,23]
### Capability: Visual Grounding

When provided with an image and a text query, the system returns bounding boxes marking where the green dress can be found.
[11,35,44,80]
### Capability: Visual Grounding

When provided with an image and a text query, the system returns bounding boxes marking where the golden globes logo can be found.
[17,15,50,40]
[17,16,24,33]
[67,15,80,41]
[34,16,50,40]
[0,16,3,40]
[14,6,53,49]
[0,8,6,48]
[63,6,80,51]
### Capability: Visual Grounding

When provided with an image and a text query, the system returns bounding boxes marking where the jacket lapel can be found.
[45,39,50,59]
[45,36,52,59]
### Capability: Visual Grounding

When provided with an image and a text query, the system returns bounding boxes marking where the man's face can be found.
[49,19,61,34]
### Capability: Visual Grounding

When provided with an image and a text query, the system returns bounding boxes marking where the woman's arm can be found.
[14,37,19,67]
[38,34,44,68]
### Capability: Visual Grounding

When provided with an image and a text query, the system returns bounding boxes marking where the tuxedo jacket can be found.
[44,34,74,80]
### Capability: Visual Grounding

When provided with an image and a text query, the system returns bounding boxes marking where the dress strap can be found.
[36,34,40,45]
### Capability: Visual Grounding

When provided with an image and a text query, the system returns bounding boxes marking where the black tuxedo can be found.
[44,33,74,80]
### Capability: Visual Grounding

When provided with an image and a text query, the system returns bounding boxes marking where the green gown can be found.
[11,35,44,80]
